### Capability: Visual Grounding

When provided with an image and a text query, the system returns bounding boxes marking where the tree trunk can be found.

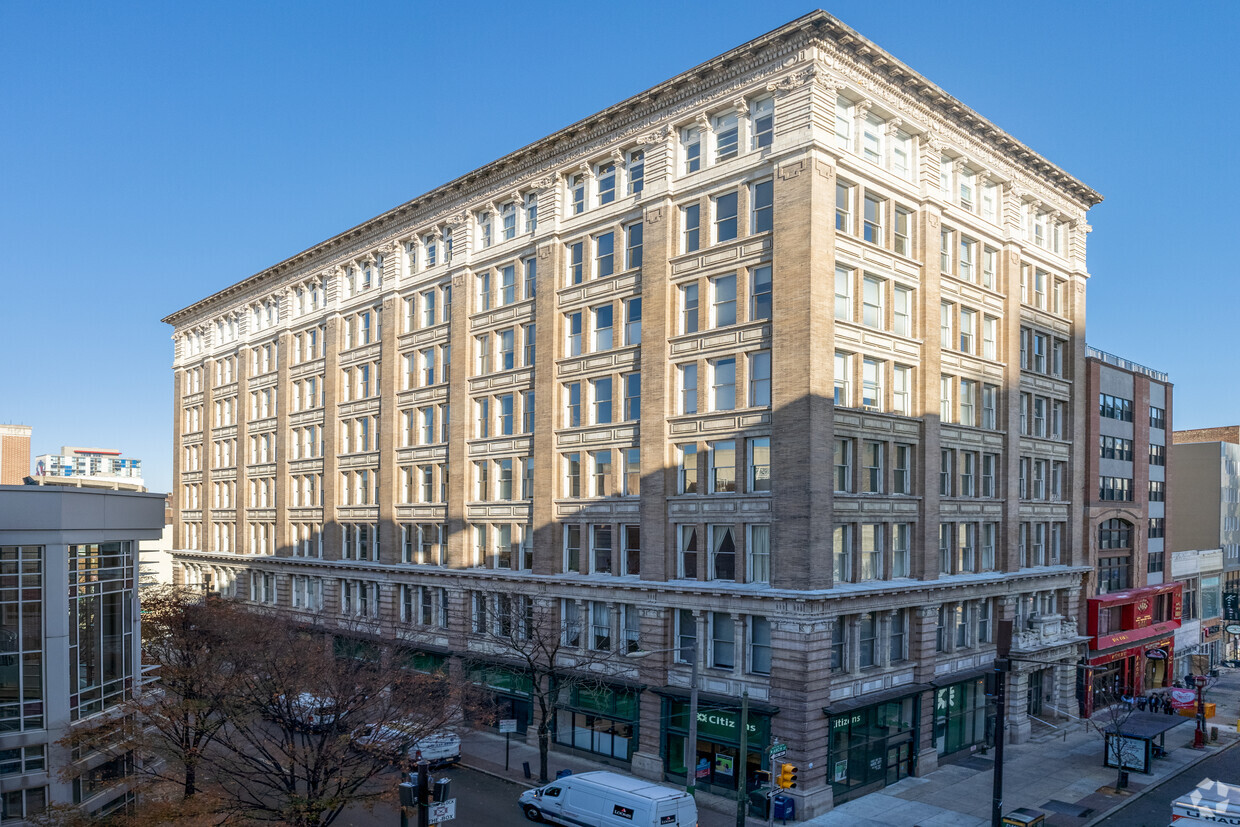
[183,760,196,800]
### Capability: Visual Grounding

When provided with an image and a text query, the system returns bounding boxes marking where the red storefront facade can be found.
[1084,583,1183,716]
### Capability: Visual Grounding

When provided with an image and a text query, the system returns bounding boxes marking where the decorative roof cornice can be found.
[163,10,1101,329]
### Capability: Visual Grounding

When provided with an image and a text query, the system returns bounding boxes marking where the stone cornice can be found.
[163,10,1101,330]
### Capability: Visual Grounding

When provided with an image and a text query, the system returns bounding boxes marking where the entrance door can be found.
[885,742,911,785]
[1027,670,1043,717]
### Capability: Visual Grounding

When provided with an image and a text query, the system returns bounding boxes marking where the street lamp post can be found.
[626,642,699,797]
[1193,674,1208,749]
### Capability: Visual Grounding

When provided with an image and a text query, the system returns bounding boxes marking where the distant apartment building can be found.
[1171,426,1240,666]
[162,12,1102,814]
[0,485,165,823]
[32,448,144,491]
[0,426,31,486]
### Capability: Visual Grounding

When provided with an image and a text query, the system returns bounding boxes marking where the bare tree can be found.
[205,614,470,827]
[1089,687,1142,792]
[58,592,478,827]
[57,586,246,804]
[466,587,639,783]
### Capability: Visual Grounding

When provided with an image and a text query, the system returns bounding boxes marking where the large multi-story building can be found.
[163,12,1101,813]
[32,447,144,490]
[0,426,31,486]
[0,485,165,824]
[1170,426,1240,667]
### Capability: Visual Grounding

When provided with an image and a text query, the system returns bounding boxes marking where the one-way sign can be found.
[769,743,787,761]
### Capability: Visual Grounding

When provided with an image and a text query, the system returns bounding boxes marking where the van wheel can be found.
[522,804,542,822]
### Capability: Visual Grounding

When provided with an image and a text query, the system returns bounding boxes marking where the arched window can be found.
[1098,518,1133,550]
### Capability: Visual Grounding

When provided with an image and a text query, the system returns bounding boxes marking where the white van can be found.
[351,723,460,767]
[1171,778,1240,825]
[518,771,697,826]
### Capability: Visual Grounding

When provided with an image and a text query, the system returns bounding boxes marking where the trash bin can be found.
[555,769,573,779]
[1119,770,1130,789]
[748,789,770,818]
[772,795,795,820]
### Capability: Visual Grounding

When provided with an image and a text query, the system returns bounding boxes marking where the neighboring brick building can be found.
[1080,348,1180,706]
[0,425,31,486]
[162,12,1102,814]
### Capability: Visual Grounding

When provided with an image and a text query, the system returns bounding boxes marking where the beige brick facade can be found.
[163,12,1101,814]
[0,425,31,486]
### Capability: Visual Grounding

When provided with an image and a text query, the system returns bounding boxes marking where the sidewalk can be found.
[803,667,1240,826]
[457,730,735,827]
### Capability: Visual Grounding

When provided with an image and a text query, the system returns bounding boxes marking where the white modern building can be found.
[0,485,165,823]
[33,448,144,490]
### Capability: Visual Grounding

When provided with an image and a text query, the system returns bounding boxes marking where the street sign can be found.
[428,799,456,824]
[769,743,787,761]
[499,718,518,733]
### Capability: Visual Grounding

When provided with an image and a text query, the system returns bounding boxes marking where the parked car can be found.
[272,693,344,732]
[352,721,460,767]
[518,771,697,826]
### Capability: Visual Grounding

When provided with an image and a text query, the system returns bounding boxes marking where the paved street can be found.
[1092,739,1240,826]
[340,765,534,827]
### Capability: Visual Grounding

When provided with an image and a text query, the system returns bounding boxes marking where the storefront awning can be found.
[823,683,931,716]
[651,685,780,716]
[931,666,994,687]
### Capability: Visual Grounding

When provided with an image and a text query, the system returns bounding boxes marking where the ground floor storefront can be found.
[553,683,641,764]
[824,686,923,804]
[657,692,774,798]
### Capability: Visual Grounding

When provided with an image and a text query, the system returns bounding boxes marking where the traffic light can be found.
[777,763,798,789]
[754,769,771,786]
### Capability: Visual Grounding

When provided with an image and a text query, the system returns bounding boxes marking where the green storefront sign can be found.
[668,701,768,744]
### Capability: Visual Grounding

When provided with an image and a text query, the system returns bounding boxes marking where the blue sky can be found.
[1,1,1235,494]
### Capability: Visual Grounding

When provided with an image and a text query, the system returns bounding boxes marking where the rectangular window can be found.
[595,232,615,278]
[749,437,771,493]
[940,449,953,497]
[835,182,852,233]
[712,274,737,327]
[960,379,977,427]
[894,444,912,495]
[858,612,878,668]
[710,440,736,493]
[625,222,643,270]
[679,363,698,415]
[893,286,912,337]
[712,358,736,411]
[710,612,735,667]
[959,308,975,353]
[566,311,582,357]
[940,375,954,423]
[714,191,738,242]
[594,304,614,351]
[682,126,701,174]
[748,525,770,583]
[681,283,699,334]
[752,96,774,149]
[499,328,515,370]
[834,351,852,406]
[682,203,700,252]
[627,148,644,195]
[894,207,911,256]
[750,265,772,321]
[863,193,884,245]
[623,371,641,421]
[862,358,882,410]
[861,441,883,494]
[749,351,771,407]
[833,524,852,583]
[568,241,584,285]
[892,524,910,577]
[565,382,581,428]
[982,453,997,498]
[623,448,640,496]
[862,275,883,328]
[593,377,613,424]
[679,444,698,494]
[834,438,853,493]
[835,95,853,148]
[714,110,739,161]
[752,179,773,234]
[524,257,537,298]
[982,384,998,429]
[835,266,853,321]
[591,525,612,573]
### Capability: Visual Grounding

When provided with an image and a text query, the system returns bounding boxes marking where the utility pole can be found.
[991,619,1012,827]
[735,690,749,827]
[687,641,699,798]
[417,759,430,827]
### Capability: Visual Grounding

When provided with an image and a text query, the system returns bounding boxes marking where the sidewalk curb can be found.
[457,758,539,789]
[1081,736,1240,826]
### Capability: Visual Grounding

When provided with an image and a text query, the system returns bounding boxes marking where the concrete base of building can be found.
[630,750,664,781]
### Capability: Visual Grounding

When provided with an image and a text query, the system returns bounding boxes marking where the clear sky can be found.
[1,0,1235,494]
